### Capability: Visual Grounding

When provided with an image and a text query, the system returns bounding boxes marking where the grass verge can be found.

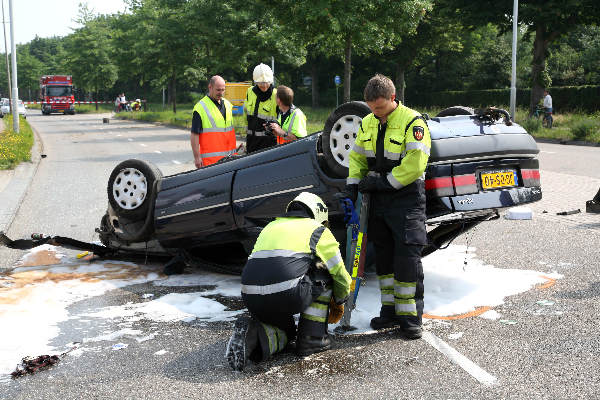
[114,103,600,144]
[0,115,34,170]
[75,104,115,114]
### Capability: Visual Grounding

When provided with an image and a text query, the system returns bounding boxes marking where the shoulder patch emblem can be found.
[413,126,424,141]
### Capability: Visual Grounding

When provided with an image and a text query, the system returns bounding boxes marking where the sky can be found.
[0,243,563,381]
[2,0,128,47]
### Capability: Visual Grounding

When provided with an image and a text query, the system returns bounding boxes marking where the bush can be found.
[520,117,542,134]
[411,85,600,113]
[570,119,598,141]
[0,115,34,170]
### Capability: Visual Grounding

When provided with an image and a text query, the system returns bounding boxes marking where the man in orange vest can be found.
[266,85,307,145]
[190,75,237,168]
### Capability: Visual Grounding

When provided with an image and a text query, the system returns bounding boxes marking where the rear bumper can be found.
[436,185,542,212]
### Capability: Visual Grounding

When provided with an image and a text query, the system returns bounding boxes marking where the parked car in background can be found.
[0,98,27,119]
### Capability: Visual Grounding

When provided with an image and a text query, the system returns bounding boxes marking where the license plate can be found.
[481,170,517,189]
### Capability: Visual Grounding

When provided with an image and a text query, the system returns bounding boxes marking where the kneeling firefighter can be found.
[226,192,351,371]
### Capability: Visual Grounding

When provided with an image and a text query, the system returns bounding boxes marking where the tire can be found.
[435,106,475,118]
[107,159,162,220]
[322,101,371,178]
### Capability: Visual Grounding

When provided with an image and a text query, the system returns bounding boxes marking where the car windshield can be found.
[47,86,72,97]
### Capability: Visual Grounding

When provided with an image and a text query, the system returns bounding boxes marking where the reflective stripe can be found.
[325,252,343,270]
[381,293,395,305]
[395,299,417,315]
[316,289,333,303]
[378,275,394,289]
[384,149,402,161]
[198,100,217,128]
[347,177,360,185]
[394,284,416,299]
[247,130,268,137]
[200,125,235,134]
[256,112,273,120]
[406,141,431,155]
[352,144,375,158]
[309,226,326,255]
[302,302,329,322]
[241,276,303,295]
[201,150,235,158]
[262,323,278,353]
[249,249,311,259]
[286,110,298,135]
[387,172,405,189]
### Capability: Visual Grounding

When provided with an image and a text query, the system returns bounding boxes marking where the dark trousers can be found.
[243,269,332,340]
[246,134,276,153]
[368,191,427,330]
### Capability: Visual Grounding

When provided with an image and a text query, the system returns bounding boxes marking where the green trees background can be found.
[3,0,600,111]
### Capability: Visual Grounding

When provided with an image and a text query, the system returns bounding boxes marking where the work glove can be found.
[328,298,345,324]
[358,175,395,193]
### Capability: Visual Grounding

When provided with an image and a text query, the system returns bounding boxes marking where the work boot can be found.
[226,316,259,371]
[401,325,423,340]
[295,335,331,356]
[370,315,402,330]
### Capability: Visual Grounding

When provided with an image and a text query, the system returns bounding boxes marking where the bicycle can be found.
[533,105,553,128]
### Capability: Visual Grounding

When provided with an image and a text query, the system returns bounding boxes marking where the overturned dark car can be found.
[98,103,541,273]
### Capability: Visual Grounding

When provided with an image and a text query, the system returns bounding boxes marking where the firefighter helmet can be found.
[286,192,328,226]
[253,63,273,84]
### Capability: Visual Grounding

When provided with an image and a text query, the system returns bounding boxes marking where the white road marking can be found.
[127,138,133,142]
[154,150,162,154]
[172,160,181,165]
[540,151,556,154]
[422,331,498,386]
[140,143,147,147]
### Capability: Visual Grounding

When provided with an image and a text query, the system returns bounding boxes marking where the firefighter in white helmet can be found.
[226,192,351,371]
[244,63,278,153]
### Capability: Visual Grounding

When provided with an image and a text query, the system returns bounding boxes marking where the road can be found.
[1,111,600,399]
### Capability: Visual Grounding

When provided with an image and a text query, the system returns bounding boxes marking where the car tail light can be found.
[426,173,477,197]
[520,169,541,187]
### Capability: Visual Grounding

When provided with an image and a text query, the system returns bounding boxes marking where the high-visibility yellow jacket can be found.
[241,217,351,303]
[348,102,431,189]
[244,86,278,135]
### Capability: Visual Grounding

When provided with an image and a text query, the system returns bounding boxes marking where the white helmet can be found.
[286,192,328,226]
[253,63,273,84]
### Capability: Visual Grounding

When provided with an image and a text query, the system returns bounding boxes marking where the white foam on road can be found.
[331,245,561,334]
[0,243,561,378]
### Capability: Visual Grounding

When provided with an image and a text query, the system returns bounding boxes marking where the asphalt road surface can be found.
[1,111,600,399]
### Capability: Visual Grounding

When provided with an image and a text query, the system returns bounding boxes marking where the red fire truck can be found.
[39,75,75,115]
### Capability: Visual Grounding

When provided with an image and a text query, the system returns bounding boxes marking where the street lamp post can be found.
[509,0,519,121]
[8,0,18,132]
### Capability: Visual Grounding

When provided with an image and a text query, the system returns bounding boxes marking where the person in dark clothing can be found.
[244,63,278,153]
[225,192,351,371]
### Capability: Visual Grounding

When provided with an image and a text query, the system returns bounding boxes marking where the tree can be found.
[444,0,600,112]
[64,5,118,109]
[385,3,465,103]
[267,0,432,102]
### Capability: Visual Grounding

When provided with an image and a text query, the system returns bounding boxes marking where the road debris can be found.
[11,355,60,378]
[536,300,555,306]
[111,343,128,350]
[556,209,581,216]
[499,319,517,325]
[505,207,533,220]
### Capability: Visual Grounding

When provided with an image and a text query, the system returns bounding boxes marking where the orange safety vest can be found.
[193,96,237,165]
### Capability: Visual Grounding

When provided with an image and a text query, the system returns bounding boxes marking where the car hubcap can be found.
[112,168,148,210]
[329,115,362,168]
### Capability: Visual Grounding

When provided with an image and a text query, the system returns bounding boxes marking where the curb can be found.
[0,120,44,233]
[534,137,600,147]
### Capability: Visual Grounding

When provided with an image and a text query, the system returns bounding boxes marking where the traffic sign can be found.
[334,75,341,86]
